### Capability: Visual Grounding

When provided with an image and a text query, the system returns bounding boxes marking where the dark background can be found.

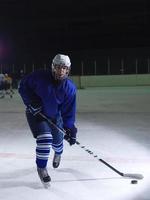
[0,0,150,75]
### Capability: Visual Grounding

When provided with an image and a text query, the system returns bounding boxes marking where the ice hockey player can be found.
[0,73,5,98]
[18,54,77,187]
[4,74,14,98]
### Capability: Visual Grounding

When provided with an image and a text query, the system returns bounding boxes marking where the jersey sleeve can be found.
[61,85,77,129]
[18,72,41,106]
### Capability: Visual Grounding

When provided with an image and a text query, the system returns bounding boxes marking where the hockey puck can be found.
[131,180,138,184]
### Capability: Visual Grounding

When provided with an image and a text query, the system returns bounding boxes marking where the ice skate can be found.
[37,167,51,188]
[53,153,61,168]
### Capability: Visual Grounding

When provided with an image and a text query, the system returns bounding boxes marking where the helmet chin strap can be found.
[53,73,68,81]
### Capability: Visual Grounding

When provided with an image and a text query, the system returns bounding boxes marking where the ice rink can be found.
[0,86,150,200]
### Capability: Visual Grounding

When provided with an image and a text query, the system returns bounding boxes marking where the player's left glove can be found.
[64,125,77,146]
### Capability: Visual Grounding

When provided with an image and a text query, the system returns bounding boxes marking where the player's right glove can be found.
[27,104,42,116]
[64,125,77,146]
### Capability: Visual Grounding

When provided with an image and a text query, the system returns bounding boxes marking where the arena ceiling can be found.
[0,0,150,61]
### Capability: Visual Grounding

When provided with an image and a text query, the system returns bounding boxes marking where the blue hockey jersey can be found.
[18,70,77,129]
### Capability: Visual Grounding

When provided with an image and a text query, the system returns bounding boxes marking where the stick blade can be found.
[123,173,144,180]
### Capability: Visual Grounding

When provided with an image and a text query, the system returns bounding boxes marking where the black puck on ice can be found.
[131,180,138,184]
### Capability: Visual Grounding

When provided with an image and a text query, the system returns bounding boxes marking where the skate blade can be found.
[42,181,50,189]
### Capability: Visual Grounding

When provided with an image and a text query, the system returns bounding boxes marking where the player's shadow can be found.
[0,168,42,189]
[0,167,121,190]
[0,181,42,189]
[52,167,121,183]
[0,168,34,179]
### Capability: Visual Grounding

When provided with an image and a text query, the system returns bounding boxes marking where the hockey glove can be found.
[64,125,77,146]
[27,104,42,116]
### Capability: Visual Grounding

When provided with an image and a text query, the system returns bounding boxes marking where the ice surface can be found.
[0,86,150,200]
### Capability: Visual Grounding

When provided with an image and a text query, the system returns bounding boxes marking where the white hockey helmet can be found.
[52,54,71,80]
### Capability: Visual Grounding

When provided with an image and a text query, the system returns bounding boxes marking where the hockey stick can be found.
[39,113,144,180]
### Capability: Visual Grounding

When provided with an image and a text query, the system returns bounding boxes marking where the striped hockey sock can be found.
[36,133,52,168]
[52,141,63,155]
